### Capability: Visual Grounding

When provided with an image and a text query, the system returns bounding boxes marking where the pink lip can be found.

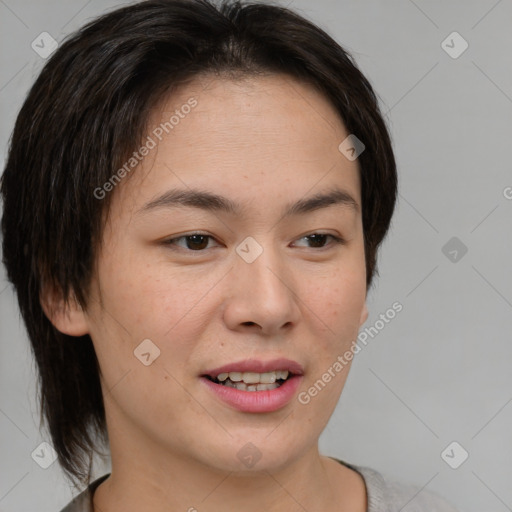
[200,374,303,413]
[202,358,304,378]
[200,358,305,413]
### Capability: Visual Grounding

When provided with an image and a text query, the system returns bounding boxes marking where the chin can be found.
[196,433,309,474]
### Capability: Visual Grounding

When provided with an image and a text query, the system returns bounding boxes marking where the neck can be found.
[93,445,364,512]
[92,402,366,512]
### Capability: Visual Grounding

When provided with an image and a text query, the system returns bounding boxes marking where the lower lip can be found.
[200,375,303,413]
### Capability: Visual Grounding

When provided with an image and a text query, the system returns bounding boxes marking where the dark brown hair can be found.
[0,0,397,488]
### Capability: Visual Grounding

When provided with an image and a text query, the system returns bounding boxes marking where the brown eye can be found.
[293,233,345,249]
[164,233,217,251]
[305,234,329,248]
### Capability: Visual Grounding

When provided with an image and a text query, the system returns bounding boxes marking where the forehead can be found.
[152,73,348,153]
[111,73,361,220]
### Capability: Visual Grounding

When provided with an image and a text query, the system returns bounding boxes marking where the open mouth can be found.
[203,370,294,392]
[200,362,304,412]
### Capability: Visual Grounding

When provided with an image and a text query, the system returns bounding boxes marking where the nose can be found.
[222,241,301,336]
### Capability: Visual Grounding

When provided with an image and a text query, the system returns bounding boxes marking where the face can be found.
[59,74,368,474]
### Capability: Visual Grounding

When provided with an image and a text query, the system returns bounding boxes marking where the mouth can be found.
[200,358,304,413]
[203,369,294,392]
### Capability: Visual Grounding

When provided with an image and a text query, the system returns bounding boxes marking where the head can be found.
[1,0,396,487]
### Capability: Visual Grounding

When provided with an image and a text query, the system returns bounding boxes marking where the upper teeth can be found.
[216,370,289,384]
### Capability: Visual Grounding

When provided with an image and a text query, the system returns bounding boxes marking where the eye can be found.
[162,232,345,253]
[163,233,219,251]
[293,233,345,249]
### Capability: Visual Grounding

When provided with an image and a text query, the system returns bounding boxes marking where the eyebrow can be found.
[136,187,359,219]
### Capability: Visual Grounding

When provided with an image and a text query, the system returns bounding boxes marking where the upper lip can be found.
[202,358,304,378]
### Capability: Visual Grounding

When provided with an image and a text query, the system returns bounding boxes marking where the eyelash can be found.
[162,232,346,252]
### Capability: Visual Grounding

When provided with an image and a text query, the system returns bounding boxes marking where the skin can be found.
[45,73,369,512]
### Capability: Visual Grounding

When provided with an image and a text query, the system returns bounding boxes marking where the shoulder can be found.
[343,461,459,512]
[58,473,110,512]
[58,491,89,512]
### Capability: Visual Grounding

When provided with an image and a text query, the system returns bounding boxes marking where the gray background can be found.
[1,0,511,511]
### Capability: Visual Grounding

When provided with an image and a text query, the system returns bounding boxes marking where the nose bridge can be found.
[228,234,299,331]
[236,236,290,298]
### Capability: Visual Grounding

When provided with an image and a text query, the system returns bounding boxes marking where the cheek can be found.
[91,253,224,373]
[305,257,365,402]
[97,249,195,329]
[304,264,366,345]
[87,260,211,428]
